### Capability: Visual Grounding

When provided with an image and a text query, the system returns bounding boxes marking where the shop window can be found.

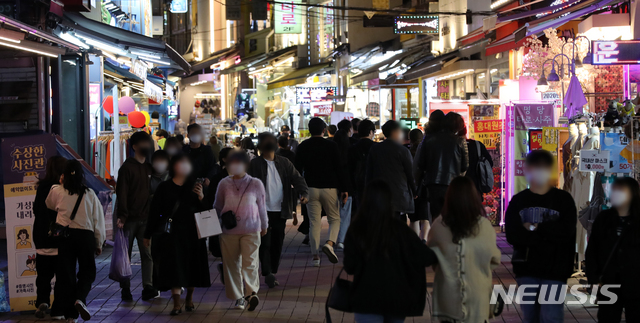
[490,62,509,97]
[453,77,465,99]
[475,73,486,96]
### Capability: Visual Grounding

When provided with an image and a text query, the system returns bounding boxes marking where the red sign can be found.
[311,101,333,116]
[474,120,502,133]
[530,130,543,151]
[437,80,449,100]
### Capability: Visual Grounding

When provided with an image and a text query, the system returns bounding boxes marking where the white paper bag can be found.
[194,209,222,239]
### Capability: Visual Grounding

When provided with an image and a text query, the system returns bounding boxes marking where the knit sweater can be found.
[213,174,268,235]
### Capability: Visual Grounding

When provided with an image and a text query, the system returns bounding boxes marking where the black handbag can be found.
[49,190,85,240]
[221,182,250,230]
[325,267,353,323]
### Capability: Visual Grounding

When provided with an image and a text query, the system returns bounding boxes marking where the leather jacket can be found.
[416,131,468,186]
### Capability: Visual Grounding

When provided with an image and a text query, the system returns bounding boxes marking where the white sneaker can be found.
[234,298,246,310]
[311,258,321,267]
[322,243,339,264]
[65,319,77,323]
[336,242,344,250]
[74,300,91,321]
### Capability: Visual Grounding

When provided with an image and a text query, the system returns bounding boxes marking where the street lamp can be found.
[537,58,558,92]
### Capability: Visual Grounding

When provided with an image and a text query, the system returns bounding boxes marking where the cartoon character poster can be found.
[2,134,57,311]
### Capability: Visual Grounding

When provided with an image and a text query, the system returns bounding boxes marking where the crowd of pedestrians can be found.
[29,109,640,323]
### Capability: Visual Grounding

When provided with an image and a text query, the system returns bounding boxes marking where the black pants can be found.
[35,254,63,316]
[260,212,287,276]
[57,229,96,319]
[427,184,449,219]
[598,285,640,322]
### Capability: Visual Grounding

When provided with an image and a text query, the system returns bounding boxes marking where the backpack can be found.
[476,141,493,193]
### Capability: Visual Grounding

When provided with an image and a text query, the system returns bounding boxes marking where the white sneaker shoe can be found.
[74,300,91,321]
[322,243,339,263]
[336,242,344,250]
[311,258,321,267]
[234,298,246,310]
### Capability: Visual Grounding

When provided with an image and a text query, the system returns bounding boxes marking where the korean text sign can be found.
[275,0,303,34]
[1,134,57,311]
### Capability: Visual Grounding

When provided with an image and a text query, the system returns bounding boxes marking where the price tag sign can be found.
[579,150,610,172]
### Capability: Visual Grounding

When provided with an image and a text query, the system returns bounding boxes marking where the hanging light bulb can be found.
[547,67,560,82]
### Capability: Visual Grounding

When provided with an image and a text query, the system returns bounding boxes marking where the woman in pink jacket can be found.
[214,151,268,311]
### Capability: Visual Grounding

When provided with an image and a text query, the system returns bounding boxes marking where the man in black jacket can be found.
[183,123,217,185]
[116,131,157,301]
[349,120,376,204]
[295,118,348,266]
[505,150,576,323]
[365,120,417,218]
[249,133,308,287]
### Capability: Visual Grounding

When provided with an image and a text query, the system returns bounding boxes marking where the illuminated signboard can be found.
[170,0,188,13]
[394,15,439,34]
[275,0,303,34]
[592,40,640,65]
[296,87,336,103]
[311,101,333,116]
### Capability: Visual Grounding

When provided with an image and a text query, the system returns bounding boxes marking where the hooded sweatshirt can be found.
[116,158,152,223]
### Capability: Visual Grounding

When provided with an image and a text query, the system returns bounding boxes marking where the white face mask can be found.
[190,134,202,144]
[176,162,192,177]
[153,161,168,174]
[525,168,551,186]
[228,163,245,176]
[610,189,630,208]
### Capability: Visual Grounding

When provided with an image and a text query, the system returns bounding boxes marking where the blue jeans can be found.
[516,277,565,323]
[354,313,405,323]
[337,196,352,244]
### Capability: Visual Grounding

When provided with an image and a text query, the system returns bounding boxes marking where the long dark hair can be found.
[38,156,66,186]
[441,176,485,243]
[409,128,424,157]
[62,160,87,195]
[346,180,400,258]
[425,110,445,135]
[612,177,640,228]
[445,112,467,137]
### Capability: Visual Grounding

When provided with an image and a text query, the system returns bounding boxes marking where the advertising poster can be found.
[1,134,57,312]
[513,103,554,193]
[601,132,632,173]
[529,130,542,151]
[89,84,101,140]
[473,120,502,150]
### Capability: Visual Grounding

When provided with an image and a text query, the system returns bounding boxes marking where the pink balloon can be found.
[118,96,136,114]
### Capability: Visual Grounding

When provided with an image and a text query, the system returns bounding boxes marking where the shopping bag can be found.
[194,209,222,239]
[109,228,132,282]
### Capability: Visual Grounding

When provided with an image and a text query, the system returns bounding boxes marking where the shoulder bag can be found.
[221,181,251,230]
[49,190,85,240]
[163,199,182,234]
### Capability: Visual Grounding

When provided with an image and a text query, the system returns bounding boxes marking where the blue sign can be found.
[170,0,188,13]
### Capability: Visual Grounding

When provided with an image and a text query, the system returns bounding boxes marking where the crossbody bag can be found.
[49,190,85,240]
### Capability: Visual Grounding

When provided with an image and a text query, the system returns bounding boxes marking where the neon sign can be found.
[394,16,439,34]
[592,40,640,65]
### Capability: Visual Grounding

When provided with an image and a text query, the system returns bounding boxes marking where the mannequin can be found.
[562,124,579,191]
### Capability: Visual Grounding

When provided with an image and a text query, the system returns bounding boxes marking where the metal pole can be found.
[112,85,120,179]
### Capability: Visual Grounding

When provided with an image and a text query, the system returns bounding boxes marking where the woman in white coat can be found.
[427,176,501,323]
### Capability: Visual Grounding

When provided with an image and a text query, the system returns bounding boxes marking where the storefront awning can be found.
[457,26,486,47]
[221,46,297,75]
[267,63,332,90]
[526,0,618,36]
[497,0,587,23]
[402,51,460,81]
[351,47,425,85]
[190,45,240,73]
[0,13,80,52]
[60,12,190,72]
[485,34,533,56]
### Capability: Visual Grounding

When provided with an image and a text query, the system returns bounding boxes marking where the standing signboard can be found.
[1,134,57,312]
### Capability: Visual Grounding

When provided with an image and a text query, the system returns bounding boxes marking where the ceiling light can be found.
[131,51,162,59]
[0,40,58,57]
[77,36,127,55]
[59,32,89,49]
[0,29,24,43]
[141,57,170,65]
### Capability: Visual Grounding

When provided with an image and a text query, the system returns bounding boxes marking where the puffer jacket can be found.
[417,130,468,186]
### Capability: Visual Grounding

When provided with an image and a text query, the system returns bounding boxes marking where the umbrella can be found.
[563,75,587,118]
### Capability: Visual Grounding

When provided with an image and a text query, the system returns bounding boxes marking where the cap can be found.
[281,125,291,132]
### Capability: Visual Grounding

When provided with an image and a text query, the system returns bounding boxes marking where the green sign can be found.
[275,0,303,34]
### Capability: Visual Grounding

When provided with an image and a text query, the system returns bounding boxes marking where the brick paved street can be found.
[0,219,602,322]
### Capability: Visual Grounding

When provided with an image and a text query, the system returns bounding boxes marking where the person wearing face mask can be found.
[182,124,216,187]
[586,177,640,323]
[279,125,299,152]
[505,150,577,323]
[214,151,268,311]
[248,133,308,288]
[150,150,170,199]
[163,137,183,157]
[115,131,158,301]
[144,154,211,315]
[417,111,468,220]
[365,120,417,220]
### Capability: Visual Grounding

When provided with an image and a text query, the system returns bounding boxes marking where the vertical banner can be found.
[513,103,554,193]
[1,134,57,312]
[275,0,303,34]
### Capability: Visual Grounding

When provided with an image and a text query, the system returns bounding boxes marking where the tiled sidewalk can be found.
[0,220,600,323]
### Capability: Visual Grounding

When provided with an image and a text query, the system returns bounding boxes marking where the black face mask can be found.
[262,142,277,152]
[138,147,151,156]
